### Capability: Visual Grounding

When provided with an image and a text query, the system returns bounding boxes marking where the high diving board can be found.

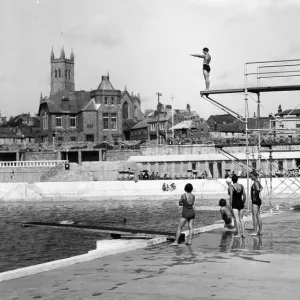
[200,85,300,96]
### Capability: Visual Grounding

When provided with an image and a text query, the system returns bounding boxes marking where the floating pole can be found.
[21,222,184,241]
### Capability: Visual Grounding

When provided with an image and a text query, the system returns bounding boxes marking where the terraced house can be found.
[38,48,142,143]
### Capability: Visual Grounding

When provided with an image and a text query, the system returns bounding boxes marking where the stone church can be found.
[38,47,142,143]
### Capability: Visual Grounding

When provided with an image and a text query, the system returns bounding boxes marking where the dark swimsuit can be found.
[203,64,211,73]
[251,182,262,207]
[182,194,195,221]
[222,212,232,225]
[231,184,245,210]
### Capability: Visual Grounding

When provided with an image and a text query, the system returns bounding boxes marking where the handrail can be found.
[0,160,68,167]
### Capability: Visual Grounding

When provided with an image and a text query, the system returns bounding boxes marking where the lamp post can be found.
[171,95,175,140]
[156,92,162,146]
[66,148,69,161]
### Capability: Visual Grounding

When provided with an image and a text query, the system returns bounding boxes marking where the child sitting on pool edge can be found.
[219,198,235,230]
[170,183,195,246]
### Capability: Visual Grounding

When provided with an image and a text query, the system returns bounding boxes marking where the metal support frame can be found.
[201,57,300,206]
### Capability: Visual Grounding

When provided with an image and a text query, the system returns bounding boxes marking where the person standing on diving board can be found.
[190,47,211,91]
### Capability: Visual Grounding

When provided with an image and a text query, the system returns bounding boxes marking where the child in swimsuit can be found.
[170,183,195,246]
[219,198,235,230]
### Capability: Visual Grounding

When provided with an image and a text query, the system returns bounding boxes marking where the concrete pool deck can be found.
[1,212,300,300]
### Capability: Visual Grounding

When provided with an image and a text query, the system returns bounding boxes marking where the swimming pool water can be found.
[0,200,221,273]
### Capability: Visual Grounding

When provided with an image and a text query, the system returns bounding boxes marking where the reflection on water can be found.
[0,200,220,273]
[219,230,271,253]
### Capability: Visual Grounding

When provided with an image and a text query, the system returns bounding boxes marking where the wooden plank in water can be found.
[21,222,184,241]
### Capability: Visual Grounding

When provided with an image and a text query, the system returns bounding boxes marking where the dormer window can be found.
[104,97,108,105]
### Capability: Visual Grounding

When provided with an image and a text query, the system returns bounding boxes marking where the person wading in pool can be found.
[170,183,195,246]
[219,198,235,230]
[229,174,246,238]
[250,171,263,235]
[190,47,211,91]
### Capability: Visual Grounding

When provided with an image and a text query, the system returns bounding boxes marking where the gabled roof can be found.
[123,119,138,129]
[132,119,149,129]
[147,112,172,123]
[80,98,100,112]
[169,120,194,131]
[38,90,91,115]
[207,114,236,124]
[275,109,300,116]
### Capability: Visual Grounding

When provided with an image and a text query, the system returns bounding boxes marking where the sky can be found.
[1,0,300,120]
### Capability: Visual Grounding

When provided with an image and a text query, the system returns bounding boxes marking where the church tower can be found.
[50,47,75,95]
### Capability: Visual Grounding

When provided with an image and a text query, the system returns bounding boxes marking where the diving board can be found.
[200,84,300,96]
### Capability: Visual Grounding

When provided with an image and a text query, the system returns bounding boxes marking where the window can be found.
[86,134,94,142]
[111,97,114,105]
[55,70,57,78]
[71,136,76,142]
[70,116,76,127]
[42,112,48,130]
[68,70,71,79]
[56,117,62,127]
[58,69,61,77]
[111,113,117,129]
[252,161,257,170]
[123,102,128,119]
[150,124,156,131]
[104,97,108,105]
[57,137,63,142]
[192,162,197,170]
[159,123,164,130]
[278,160,283,171]
[280,124,284,128]
[87,124,93,129]
[103,113,109,129]
[296,124,300,128]
[65,70,68,78]
[134,106,137,118]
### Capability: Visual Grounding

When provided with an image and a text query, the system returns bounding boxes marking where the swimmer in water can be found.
[190,47,211,91]
[219,198,235,230]
[170,183,195,246]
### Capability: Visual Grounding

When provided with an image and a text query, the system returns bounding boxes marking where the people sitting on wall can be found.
[155,172,160,180]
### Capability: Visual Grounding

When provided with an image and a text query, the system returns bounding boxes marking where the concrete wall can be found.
[82,161,137,181]
[0,166,53,183]
[140,144,300,156]
[0,178,299,206]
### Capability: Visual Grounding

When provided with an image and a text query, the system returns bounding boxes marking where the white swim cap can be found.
[226,177,232,183]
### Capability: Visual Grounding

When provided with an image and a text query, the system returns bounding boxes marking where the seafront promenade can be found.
[1,213,299,300]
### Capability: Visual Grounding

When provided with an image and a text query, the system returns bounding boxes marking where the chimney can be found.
[187,104,191,112]
[278,105,282,113]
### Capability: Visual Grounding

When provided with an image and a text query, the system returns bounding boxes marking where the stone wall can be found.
[41,163,93,182]
[106,149,142,161]
[24,151,59,161]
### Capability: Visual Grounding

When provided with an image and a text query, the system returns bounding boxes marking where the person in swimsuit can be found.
[250,171,263,235]
[229,174,246,238]
[219,198,235,230]
[190,47,211,91]
[170,183,195,246]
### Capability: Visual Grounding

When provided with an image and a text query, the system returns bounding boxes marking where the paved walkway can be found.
[1,213,300,300]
